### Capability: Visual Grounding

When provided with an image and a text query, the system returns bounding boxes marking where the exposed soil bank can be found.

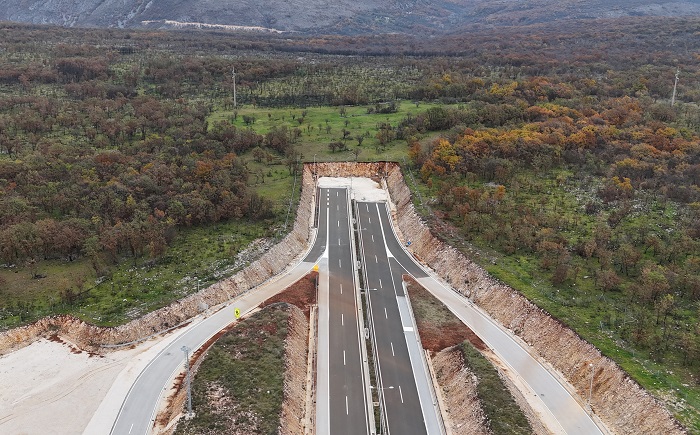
[0,165,314,354]
[433,346,490,435]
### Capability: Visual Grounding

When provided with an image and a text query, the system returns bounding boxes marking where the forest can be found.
[0,17,699,430]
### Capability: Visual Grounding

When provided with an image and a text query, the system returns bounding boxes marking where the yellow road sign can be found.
[234,307,241,318]
[313,264,319,271]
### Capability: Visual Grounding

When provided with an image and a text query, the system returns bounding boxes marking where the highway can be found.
[356,201,443,435]
[315,187,372,435]
[107,177,604,435]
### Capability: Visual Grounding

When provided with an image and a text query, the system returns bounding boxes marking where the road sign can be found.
[313,264,319,271]
[234,307,241,318]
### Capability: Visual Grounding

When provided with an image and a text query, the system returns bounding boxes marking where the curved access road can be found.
[374,201,605,435]
[108,207,325,434]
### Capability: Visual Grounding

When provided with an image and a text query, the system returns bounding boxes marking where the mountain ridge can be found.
[0,0,699,34]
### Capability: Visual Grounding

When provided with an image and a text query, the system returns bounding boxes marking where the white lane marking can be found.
[342,313,344,326]
[338,238,341,245]
[399,386,404,403]
[338,220,340,227]
[375,255,378,263]
[369,217,371,224]
[346,396,349,415]
[337,204,339,211]
[129,423,134,434]
[379,279,382,288]
[366,204,369,212]
[384,307,388,319]
[340,284,343,294]
[344,350,346,365]
[391,342,395,356]
[339,259,341,268]
[371,234,374,242]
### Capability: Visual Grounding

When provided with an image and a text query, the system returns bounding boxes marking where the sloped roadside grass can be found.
[459,342,532,435]
[405,277,532,434]
[175,303,290,435]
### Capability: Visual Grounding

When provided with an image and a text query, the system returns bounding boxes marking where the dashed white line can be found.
[384,307,388,319]
[340,284,343,294]
[371,234,374,242]
[339,259,341,268]
[338,238,341,245]
[342,313,344,326]
[390,342,395,356]
[375,255,378,263]
[379,278,382,288]
[338,220,340,227]
[399,386,404,403]
[346,396,349,415]
[366,204,369,212]
[343,350,346,365]
[369,217,371,224]
[129,423,134,434]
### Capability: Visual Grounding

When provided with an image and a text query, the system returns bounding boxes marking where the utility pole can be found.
[232,67,237,108]
[671,68,680,107]
[181,345,194,419]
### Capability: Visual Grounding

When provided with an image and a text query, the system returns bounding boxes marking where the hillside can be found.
[0,0,699,34]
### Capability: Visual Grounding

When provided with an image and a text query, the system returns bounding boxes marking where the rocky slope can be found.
[384,162,686,435]
[0,0,698,34]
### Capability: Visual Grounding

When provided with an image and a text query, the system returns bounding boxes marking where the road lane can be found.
[356,201,441,435]
[317,187,371,435]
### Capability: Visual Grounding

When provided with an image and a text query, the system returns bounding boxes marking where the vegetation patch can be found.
[405,276,531,433]
[459,342,532,435]
[175,302,291,435]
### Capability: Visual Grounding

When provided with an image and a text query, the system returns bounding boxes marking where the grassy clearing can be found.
[213,101,448,163]
[175,303,289,434]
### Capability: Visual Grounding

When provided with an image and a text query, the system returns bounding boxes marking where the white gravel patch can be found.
[318,176,387,202]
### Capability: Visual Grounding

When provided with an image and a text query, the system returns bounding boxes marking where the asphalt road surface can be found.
[315,187,372,435]
[356,201,442,435]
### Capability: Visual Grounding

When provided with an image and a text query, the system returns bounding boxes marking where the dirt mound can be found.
[433,346,490,435]
[384,163,686,435]
[262,272,318,320]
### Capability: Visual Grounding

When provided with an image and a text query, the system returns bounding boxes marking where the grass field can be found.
[210,100,449,163]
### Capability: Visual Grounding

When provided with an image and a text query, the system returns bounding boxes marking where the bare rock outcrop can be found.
[433,346,490,435]
[384,163,685,435]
